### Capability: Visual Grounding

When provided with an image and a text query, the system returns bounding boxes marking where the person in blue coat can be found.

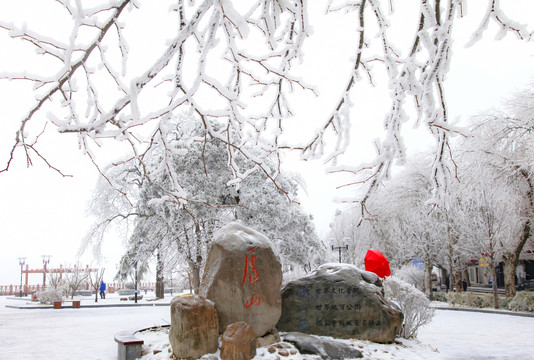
[99,281,106,299]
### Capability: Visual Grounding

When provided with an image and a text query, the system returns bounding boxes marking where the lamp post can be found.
[42,255,51,290]
[18,257,26,297]
[134,260,138,304]
[330,237,350,263]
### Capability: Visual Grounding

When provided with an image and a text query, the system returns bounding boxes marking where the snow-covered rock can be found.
[277,263,403,343]
[220,322,256,360]
[169,295,219,359]
[200,222,283,337]
[283,332,363,359]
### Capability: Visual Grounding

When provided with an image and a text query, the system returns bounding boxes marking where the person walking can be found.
[99,281,106,299]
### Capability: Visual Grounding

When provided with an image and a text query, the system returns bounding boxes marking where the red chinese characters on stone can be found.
[242,247,261,308]
[245,293,261,308]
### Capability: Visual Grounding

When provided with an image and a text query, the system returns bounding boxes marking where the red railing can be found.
[0,282,157,296]
[0,284,43,296]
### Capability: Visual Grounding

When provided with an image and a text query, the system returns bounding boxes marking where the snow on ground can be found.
[0,293,172,360]
[418,309,534,360]
[1,294,533,360]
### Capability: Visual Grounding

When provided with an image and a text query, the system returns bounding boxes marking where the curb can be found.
[434,306,534,318]
[5,302,171,310]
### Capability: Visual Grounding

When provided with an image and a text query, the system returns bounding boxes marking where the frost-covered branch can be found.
[1,0,532,217]
[1,0,132,173]
[303,0,530,219]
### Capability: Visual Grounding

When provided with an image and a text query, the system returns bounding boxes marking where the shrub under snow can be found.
[384,276,435,339]
[445,291,512,310]
[508,291,534,313]
[394,264,424,290]
[36,288,63,304]
[446,291,483,308]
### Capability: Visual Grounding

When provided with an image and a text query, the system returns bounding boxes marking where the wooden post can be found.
[25,264,29,295]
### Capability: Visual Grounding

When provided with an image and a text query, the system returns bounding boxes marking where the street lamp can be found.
[18,257,26,297]
[330,237,350,263]
[42,255,52,290]
[134,260,138,304]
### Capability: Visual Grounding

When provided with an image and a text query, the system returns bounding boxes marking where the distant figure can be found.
[445,275,450,293]
[99,281,106,299]
[462,279,468,292]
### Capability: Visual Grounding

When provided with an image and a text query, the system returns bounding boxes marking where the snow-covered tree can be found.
[362,159,453,299]
[450,154,525,306]
[459,90,534,296]
[326,208,376,266]
[46,271,65,292]
[63,263,89,299]
[233,166,326,272]
[88,268,106,303]
[1,1,532,217]
[116,247,149,287]
[86,116,322,292]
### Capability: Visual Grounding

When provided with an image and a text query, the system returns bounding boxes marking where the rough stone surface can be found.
[200,222,282,337]
[283,332,363,359]
[220,322,256,360]
[277,263,403,343]
[256,328,280,348]
[169,295,219,359]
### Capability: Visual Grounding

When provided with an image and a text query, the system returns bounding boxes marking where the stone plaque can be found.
[277,263,402,343]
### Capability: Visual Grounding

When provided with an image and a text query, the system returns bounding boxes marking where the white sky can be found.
[0,1,534,286]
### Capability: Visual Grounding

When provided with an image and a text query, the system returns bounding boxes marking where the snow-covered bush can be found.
[446,291,483,307]
[36,288,63,304]
[508,292,534,313]
[463,292,483,307]
[394,264,424,290]
[446,292,513,309]
[432,292,447,303]
[501,296,513,309]
[384,276,435,339]
[446,291,461,306]
[479,294,510,309]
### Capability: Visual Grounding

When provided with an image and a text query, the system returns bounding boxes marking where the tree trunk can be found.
[193,222,203,294]
[447,245,457,292]
[489,259,499,309]
[188,260,200,294]
[454,269,462,292]
[424,262,433,301]
[448,260,454,293]
[503,254,518,297]
[504,170,534,297]
[156,249,165,299]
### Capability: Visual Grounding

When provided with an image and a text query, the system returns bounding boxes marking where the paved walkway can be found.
[3,292,175,309]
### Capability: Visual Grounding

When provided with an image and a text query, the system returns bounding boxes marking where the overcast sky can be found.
[1,1,533,286]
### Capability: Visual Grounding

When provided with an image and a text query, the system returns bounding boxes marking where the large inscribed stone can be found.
[200,222,283,337]
[277,263,403,343]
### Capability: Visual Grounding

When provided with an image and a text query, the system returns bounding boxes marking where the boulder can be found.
[277,263,403,343]
[220,322,256,360]
[169,295,219,359]
[200,222,282,337]
[256,328,281,348]
[283,332,363,359]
